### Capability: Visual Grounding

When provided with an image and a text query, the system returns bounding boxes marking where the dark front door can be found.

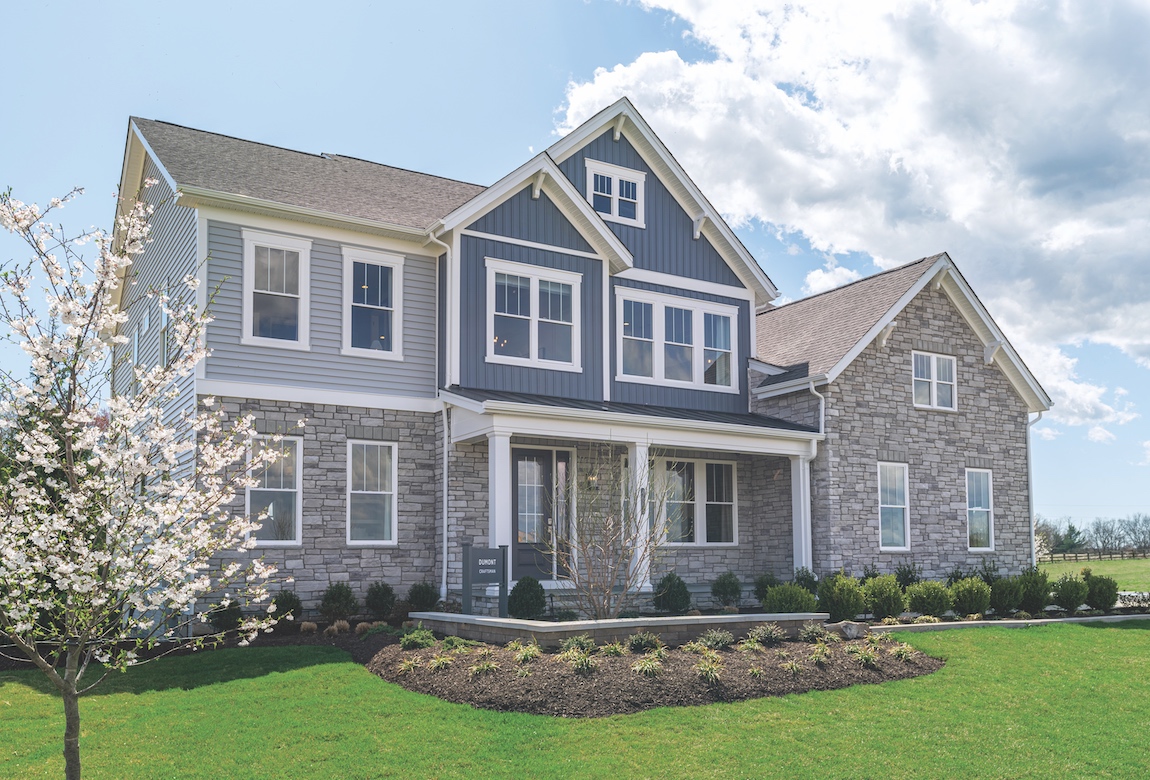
[512,449,571,580]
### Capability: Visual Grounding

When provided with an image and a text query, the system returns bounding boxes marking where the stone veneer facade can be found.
[753,285,1034,579]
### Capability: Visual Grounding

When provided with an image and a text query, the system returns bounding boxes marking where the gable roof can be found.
[129,118,485,233]
[546,97,779,306]
[754,253,1052,413]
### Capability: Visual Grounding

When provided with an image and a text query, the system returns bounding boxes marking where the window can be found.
[248,437,302,545]
[132,321,142,366]
[913,351,956,410]
[616,290,739,392]
[659,459,737,545]
[242,229,312,349]
[342,247,404,360]
[967,469,994,550]
[585,159,646,228]
[347,441,398,545]
[485,257,582,371]
[159,284,170,367]
[878,462,909,550]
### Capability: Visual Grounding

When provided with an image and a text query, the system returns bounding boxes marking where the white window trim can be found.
[340,246,404,361]
[247,435,303,548]
[912,350,958,411]
[241,228,313,351]
[585,158,647,229]
[966,468,995,552]
[346,440,399,547]
[485,256,583,373]
[656,457,739,547]
[615,287,740,394]
[878,462,910,552]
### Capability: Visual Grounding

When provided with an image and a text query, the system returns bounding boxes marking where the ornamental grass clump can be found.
[780,660,803,676]
[746,622,786,646]
[559,634,596,654]
[809,642,832,665]
[694,656,724,684]
[1051,574,1090,614]
[626,631,663,653]
[990,576,1023,616]
[711,572,742,608]
[599,642,627,657]
[906,581,953,618]
[699,628,736,650]
[797,621,833,643]
[817,572,866,622]
[863,575,906,620]
[950,577,992,617]
[632,654,663,677]
[761,583,818,613]
[514,642,542,664]
[846,644,880,668]
[469,660,499,678]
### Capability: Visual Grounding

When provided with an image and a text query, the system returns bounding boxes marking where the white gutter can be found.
[751,373,830,399]
[1027,411,1044,567]
[808,381,825,435]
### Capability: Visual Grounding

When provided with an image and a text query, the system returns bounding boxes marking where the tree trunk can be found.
[63,689,81,780]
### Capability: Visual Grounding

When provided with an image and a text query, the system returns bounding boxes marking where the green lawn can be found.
[3,623,1149,779]
[1039,557,1150,590]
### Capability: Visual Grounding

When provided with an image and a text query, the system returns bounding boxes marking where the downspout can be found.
[1027,411,1044,567]
[808,381,825,435]
[426,229,452,601]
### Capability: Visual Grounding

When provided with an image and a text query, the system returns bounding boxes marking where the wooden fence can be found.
[1039,549,1150,564]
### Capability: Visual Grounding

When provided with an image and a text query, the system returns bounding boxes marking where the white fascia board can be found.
[177,186,429,244]
[446,398,821,456]
[433,154,633,272]
[615,267,755,302]
[938,270,1053,412]
[751,373,830,399]
[823,256,951,385]
[546,98,778,305]
[197,379,442,413]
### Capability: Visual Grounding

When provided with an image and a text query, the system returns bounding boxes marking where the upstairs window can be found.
[585,159,646,228]
[242,229,312,350]
[913,351,956,410]
[616,290,739,393]
[485,257,581,372]
[342,247,404,360]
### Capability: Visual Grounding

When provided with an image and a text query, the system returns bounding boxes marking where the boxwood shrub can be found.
[1017,566,1050,614]
[407,582,440,612]
[950,577,991,616]
[906,580,952,617]
[319,583,359,622]
[989,576,1023,616]
[1085,573,1120,612]
[1050,574,1089,614]
[863,574,906,620]
[711,572,742,608]
[817,572,866,623]
[653,572,691,614]
[761,583,817,613]
[508,576,546,619]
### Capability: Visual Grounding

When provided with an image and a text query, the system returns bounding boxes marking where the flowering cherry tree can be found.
[0,184,285,780]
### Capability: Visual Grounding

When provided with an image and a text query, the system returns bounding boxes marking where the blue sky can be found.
[2,0,1147,522]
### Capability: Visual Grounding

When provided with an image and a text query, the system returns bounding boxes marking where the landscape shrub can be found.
[552,608,579,622]
[1085,574,1120,612]
[864,575,906,620]
[753,573,781,604]
[817,572,866,623]
[1013,610,1033,620]
[761,583,818,613]
[210,601,243,632]
[797,621,833,643]
[906,581,952,617]
[273,590,303,632]
[989,576,1023,616]
[945,565,975,587]
[861,563,881,581]
[406,582,440,612]
[793,567,819,594]
[365,582,396,620]
[699,628,735,650]
[978,558,1001,586]
[559,634,596,654]
[626,631,663,653]
[399,628,436,650]
[710,572,742,607]
[319,583,359,621]
[894,562,923,590]
[1017,566,1050,614]
[653,572,691,614]
[1050,574,1089,614]
[746,623,785,646]
[950,577,992,616]
[508,576,546,619]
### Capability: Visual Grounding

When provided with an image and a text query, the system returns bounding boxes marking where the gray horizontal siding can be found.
[558,130,745,288]
[459,235,603,400]
[610,278,750,412]
[467,186,593,254]
[112,155,198,432]
[204,220,437,398]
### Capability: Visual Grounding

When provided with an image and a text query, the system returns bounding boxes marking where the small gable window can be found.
[912,351,957,410]
[585,159,646,229]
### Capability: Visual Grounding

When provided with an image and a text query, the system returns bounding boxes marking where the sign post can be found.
[461,543,508,616]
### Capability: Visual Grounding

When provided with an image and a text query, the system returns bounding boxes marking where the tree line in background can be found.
[1034,514,1150,557]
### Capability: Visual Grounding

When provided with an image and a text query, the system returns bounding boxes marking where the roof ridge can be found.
[758,254,944,316]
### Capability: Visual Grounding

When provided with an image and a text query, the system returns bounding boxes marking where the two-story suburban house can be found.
[111,98,1050,610]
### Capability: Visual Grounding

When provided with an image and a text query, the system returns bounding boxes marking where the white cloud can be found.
[1088,426,1117,443]
[802,258,862,295]
[1033,426,1061,441]
[1140,441,1150,466]
[559,0,1150,428]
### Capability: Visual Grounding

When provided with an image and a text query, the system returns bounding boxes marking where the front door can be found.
[512,449,571,580]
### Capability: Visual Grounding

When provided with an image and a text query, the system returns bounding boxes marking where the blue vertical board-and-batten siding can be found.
[610,278,750,413]
[458,234,603,400]
[467,187,594,254]
[204,221,437,398]
[557,130,745,289]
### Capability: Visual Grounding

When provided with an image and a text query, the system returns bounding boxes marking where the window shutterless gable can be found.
[585,158,646,229]
[241,229,312,350]
[912,351,957,410]
[485,257,583,372]
[341,246,404,361]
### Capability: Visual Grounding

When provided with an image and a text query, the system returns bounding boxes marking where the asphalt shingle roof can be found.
[132,118,486,231]
[756,255,943,385]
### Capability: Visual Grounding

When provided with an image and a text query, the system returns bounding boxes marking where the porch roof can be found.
[442,386,817,433]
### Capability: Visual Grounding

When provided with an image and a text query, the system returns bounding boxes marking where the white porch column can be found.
[487,433,513,587]
[627,441,651,588]
[790,455,813,572]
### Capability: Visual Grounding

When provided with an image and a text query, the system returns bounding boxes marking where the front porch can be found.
[442,388,822,609]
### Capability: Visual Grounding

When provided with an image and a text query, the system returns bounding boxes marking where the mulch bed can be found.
[367,636,944,718]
